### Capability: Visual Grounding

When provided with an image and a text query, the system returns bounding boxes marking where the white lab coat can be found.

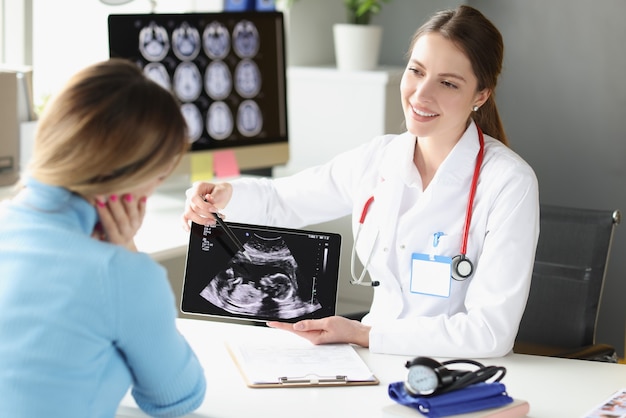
[224,121,539,358]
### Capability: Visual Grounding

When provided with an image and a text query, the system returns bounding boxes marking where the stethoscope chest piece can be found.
[451,255,473,281]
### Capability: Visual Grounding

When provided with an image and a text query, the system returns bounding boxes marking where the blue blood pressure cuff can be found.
[388,381,513,418]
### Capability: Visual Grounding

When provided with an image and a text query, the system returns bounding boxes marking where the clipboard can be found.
[227,340,379,388]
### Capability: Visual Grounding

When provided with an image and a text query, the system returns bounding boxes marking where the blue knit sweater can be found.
[0,177,205,417]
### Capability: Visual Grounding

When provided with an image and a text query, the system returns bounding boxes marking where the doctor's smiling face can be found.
[401,32,490,145]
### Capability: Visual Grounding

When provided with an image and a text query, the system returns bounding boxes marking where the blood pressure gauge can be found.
[404,357,506,398]
[404,356,449,396]
[405,363,439,396]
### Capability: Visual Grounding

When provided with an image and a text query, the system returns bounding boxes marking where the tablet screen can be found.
[181,221,341,323]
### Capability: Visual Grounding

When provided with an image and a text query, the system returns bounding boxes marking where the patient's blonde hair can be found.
[28,58,188,197]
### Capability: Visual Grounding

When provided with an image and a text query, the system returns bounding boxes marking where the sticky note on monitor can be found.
[190,152,214,183]
[213,150,241,179]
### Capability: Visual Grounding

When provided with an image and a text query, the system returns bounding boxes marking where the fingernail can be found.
[124,194,133,203]
[140,196,147,203]
[96,199,106,208]
[109,194,118,202]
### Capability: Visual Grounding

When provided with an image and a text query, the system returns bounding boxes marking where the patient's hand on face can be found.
[93,193,147,251]
[266,316,371,348]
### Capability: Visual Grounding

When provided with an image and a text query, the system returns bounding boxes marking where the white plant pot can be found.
[333,23,383,72]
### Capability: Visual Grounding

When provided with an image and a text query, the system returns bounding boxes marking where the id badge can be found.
[410,253,452,297]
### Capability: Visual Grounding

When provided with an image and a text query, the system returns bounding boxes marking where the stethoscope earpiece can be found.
[350,279,380,287]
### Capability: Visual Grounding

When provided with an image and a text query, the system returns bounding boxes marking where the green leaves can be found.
[344,0,392,25]
[279,0,392,26]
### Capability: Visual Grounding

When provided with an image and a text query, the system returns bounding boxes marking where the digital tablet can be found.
[181,221,341,323]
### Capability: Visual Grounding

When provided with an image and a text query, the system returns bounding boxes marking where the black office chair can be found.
[514,204,621,362]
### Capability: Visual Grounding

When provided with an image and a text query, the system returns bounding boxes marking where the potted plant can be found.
[334,0,392,71]
[343,0,391,25]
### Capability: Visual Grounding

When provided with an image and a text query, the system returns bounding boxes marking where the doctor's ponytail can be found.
[408,5,508,146]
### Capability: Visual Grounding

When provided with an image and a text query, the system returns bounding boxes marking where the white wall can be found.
[471,0,626,357]
[28,0,221,107]
[284,0,463,68]
[15,0,463,107]
[1,0,32,65]
[0,1,3,62]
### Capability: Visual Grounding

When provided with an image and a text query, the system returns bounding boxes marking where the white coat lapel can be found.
[375,133,417,250]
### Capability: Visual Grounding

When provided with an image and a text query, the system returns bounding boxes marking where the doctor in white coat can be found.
[182,5,539,358]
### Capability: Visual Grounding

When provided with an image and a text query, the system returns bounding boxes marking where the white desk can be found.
[116,318,625,418]
[135,186,190,263]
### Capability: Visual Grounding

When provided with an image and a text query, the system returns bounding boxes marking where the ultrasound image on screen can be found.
[182,222,341,322]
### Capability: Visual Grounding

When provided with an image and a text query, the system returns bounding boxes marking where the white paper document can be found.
[227,339,378,387]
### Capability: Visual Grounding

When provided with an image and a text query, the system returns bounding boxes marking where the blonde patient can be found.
[0,59,206,418]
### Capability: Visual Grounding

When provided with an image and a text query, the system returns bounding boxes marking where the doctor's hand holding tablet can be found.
[182,5,539,359]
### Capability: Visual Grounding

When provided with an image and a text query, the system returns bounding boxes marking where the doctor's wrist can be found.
[353,322,371,348]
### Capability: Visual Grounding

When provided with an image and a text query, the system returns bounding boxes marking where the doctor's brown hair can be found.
[408,5,508,146]
[29,58,189,197]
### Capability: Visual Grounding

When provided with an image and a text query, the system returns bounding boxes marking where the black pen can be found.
[211,212,250,260]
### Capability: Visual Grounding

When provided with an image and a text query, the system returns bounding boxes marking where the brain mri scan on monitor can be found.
[108,12,287,154]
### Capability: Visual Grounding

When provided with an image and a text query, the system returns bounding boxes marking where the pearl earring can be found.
[472,105,480,112]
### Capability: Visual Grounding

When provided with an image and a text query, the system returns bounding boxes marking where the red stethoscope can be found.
[350,125,485,287]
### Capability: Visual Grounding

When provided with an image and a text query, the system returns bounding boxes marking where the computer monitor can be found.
[107,11,288,179]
